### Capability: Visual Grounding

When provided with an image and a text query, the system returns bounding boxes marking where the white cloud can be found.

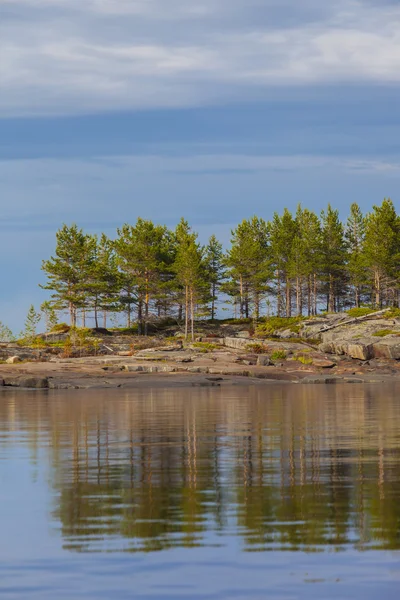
[1,1,400,116]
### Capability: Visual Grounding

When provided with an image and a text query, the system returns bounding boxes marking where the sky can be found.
[1,0,400,330]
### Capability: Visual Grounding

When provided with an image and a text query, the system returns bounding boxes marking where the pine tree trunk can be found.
[313,273,317,316]
[307,276,311,317]
[190,287,194,341]
[185,286,189,340]
[82,308,86,328]
[94,304,98,329]
[296,277,300,316]
[103,311,107,329]
[328,274,335,312]
[138,300,143,335]
[211,282,216,320]
[375,271,381,308]
[286,278,291,317]
[239,276,244,319]
[355,287,360,308]
[69,302,75,327]
[276,271,281,317]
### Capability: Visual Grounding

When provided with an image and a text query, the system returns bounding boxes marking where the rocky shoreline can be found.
[2,310,400,389]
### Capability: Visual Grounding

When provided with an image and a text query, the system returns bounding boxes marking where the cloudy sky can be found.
[1,0,400,329]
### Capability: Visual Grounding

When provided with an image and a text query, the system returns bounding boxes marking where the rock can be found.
[237,331,251,339]
[312,358,336,368]
[372,338,400,360]
[346,340,374,360]
[0,378,4,386]
[175,357,193,363]
[123,365,144,372]
[117,351,132,357]
[301,376,342,384]
[318,342,334,354]
[6,356,22,364]
[3,376,49,388]
[257,355,271,366]
[279,329,295,339]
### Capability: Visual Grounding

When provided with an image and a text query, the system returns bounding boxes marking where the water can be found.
[1,385,400,599]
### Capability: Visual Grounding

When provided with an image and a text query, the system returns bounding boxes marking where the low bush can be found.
[270,350,287,361]
[246,342,269,354]
[50,322,71,333]
[296,355,313,365]
[372,329,400,337]
[255,316,305,337]
[192,342,217,352]
[346,307,380,318]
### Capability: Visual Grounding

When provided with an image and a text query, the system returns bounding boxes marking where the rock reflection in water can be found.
[1,384,400,554]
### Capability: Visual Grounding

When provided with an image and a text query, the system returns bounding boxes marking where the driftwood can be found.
[318,308,392,333]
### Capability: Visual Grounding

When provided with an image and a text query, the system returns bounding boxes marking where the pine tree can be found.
[345,203,367,308]
[320,205,347,312]
[85,234,121,328]
[24,305,41,344]
[41,224,94,326]
[364,198,400,307]
[204,235,225,320]
[226,217,270,319]
[0,322,15,342]
[289,206,322,316]
[173,218,206,340]
[268,209,297,316]
[115,219,169,334]
[40,300,58,332]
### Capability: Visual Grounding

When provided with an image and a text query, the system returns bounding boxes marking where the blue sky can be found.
[1,0,400,330]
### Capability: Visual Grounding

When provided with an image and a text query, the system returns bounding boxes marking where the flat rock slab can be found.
[3,376,49,388]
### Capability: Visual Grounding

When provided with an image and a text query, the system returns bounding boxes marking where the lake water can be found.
[1,385,400,599]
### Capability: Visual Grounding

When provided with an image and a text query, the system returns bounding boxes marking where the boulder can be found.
[312,358,336,368]
[237,331,251,339]
[6,356,22,364]
[3,376,49,388]
[372,338,400,360]
[346,340,374,360]
[301,376,342,384]
[257,355,271,366]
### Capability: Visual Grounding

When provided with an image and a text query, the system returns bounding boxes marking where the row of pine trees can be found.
[41,199,400,333]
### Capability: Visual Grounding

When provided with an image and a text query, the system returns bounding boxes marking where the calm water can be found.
[1,385,400,599]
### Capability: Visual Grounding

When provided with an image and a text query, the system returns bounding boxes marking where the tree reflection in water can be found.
[1,385,400,553]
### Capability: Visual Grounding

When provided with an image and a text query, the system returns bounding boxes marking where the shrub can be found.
[270,350,287,361]
[346,307,380,318]
[255,316,305,337]
[296,355,313,365]
[246,342,269,354]
[384,308,400,319]
[110,325,139,335]
[372,329,400,337]
[51,322,71,333]
[192,342,217,352]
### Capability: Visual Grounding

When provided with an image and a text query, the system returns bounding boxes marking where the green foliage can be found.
[24,305,41,344]
[192,342,217,352]
[372,330,400,337]
[346,307,379,318]
[270,350,287,361]
[40,300,58,332]
[296,354,313,365]
[384,308,400,319]
[37,201,400,338]
[255,316,305,337]
[110,326,139,335]
[0,321,15,342]
[50,322,71,333]
[246,342,269,354]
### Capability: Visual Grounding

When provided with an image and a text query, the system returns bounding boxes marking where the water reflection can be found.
[1,385,400,554]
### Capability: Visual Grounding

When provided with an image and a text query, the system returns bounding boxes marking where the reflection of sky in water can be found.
[1,385,400,599]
